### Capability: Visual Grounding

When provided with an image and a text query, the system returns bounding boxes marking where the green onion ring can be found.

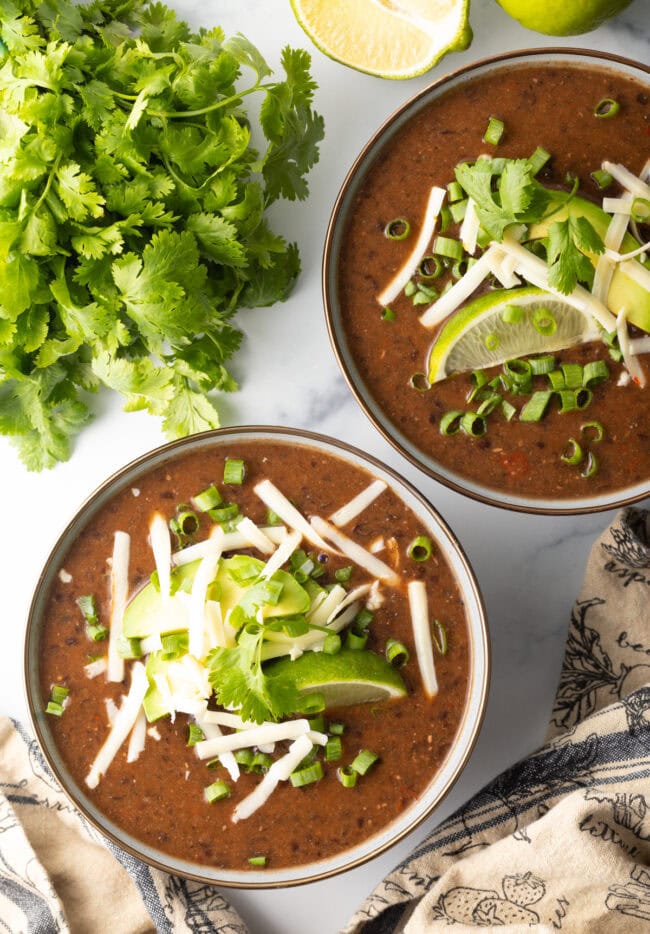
[594,97,620,118]
[407,535,433,561]
[432,620,448,656]
[439,410,464,435]
[581,420,604,443]
[580,450,599,479]
[460,412,487,436]
[561,438,583,465]
[409,372,430,392]
[484,333,500,351]
[290,761,324,788]
[384,218,410,240]
[351,749,380,776]
[418,255,443,279]
[532,307,557,336]
[337,766,357,788]
[386,638,410,667]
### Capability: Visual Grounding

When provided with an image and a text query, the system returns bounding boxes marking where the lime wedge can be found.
[427,287,600,382]
[266,649,407,707]
[289,0,471,80]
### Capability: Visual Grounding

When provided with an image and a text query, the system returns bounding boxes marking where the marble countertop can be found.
[2,1,648,931]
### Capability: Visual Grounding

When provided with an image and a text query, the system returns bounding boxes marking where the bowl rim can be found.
[322,47,650,516]
[24,425,490,889]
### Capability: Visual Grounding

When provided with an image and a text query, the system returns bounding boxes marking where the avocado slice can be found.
[528,194,650,333]
[143,652,173,722]
[123,554,310,639]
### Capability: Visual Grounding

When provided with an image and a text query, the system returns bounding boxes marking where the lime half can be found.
[427,287,601,382]
[266,649,407,707]
[289,0,471,80]
[495,0,632,36]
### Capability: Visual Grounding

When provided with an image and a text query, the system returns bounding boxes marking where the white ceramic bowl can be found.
[25,426,489,888]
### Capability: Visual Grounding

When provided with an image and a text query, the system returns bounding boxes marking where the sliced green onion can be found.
[337,766,357,788]
[594,97,620,118]
[547,369,566,391]
[308,716,326,733]
[484,333,500,351]
[447,181,464,202]
[209,503,239,524]
[576,388,593,410]
[409,372,430,392]
[504,358,532,384]
[187,723,205,746]
[46,701,65,717]
[519,391,553,422]
[161,631,189,659]
[386,638,410,667]
[385,218,410,240]
[412,283,438,304]
[556,390,579,413]
[561,363,583,390]
[117,636,143,659]
[440,410,464,436]
[407,535,433,561]
[334,565,353,583]
[346,629,368,651]
[438,205,452,233]
[329,722,345,735]
[460,412,487,436]
[233,749,255,769]
[290,761,324,787]
[483,115,505,145]
[355,608,374,630]
[432,620,448,656]
[266,508,282,526]
[77,594,109,641]
[404,280,417,297]
[323,632,342,655]
[528,146,551,175]
[590,169,613,190]
[192,484,222,512]
[583,360,609,388]
[251,752,273,773]
[51,684,69,705]
[223,458,245,485]
[529,355,555,376]
[477,393,502,416]
[381,306,396,321]
[631,198,650,223]
[433,235,464,260]
[248,856,267,867]
[449,199,468,224]
[325,736,343,762]
[581,450,599,478]
[351,749,379,776]
[170,509,199,540]
[532,307,557,335]
[418,255,443,279]
[560,439,583,465]
[466,369,488,402]
[451,257,470,280]
[205,780,231,803]
[581,420,604,443]
[500,399,517,421]
[502,304,523,324]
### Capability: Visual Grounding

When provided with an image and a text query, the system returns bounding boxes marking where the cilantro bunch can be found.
[0,0,324,469]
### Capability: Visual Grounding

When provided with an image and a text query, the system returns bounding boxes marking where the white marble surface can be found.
[2,1,649,931]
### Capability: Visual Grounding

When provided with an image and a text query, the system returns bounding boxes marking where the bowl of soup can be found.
[25,427,489,887]
[324,50,650,513]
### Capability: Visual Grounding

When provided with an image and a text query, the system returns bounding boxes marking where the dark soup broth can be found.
[37,438,472,871]
[335,60,650,502]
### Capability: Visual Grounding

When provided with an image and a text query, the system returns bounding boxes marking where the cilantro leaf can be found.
[207,624,299,723]
[0,0,322,469]
[455,158,550,241]
[547,216,604,294]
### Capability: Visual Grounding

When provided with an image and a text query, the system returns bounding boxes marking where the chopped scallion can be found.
[351,749,379,776]
[323,632,342,655]
[528,146,551,175]
[407,535,433,561]
[583,360,609,388]
[594,97,620,118]
[248,856,267,867]
[337,765,357,788]
[381,307,396,321]
[409,372,430,392]
[519,391,553,422]
[329,722,345,735]
[433,235,464,260]
[346,629,369,651]
[325,736,343,762]
[631,198,650,223]
[290,761,324,787]
[187,723,205,747]
[440,410,463,435]
[209,503,239,524]
[192,484,222,512]
[532,307,557,336]
[446,181,464,202]
[418,255,443,279]
[460,412,487,436]
[334,565,353,582]
[581,450,599,478]
[205,780,231,803]
[386,638,409,667]
[483,115,505,145]
[223,458,245,485]
[384,218,410,240]
[529,355,555,376]
[590,169,613,190]
[561,438,583,465]
[581,420,604,443]
[432,620,448,656]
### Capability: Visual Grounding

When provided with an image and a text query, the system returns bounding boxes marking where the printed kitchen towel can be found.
[346,506,650,933]
[0,717,246,933]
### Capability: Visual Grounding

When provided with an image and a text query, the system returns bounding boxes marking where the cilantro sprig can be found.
[0,0,324,469]
[454,155,605,295]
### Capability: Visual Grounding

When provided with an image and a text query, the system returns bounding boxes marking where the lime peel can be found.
[290,0,471,80]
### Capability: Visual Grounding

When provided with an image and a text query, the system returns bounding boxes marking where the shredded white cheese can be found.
[149,512,171,601]
[195,719,315,759]
[620,258,650,293]
[369,536,385,554]
[310,517,401,587]
[58,568,72,584]
[194,715,240,782]
[616,309,647,388]
[459,197,479,255]
[231,735,313,823]
[86,662,148,788]
[172,525,287,566]
[377,186,446,307]
[126,708,147,763]
[260,529,302,581]
[188,528,224,659]
[602,161,650,202]
[328,479,387,527]
[235,517,276,555]
[407,580,438,699]
[630,336,650,356]
[107,531,130,683]
[84,657,107,680]
[419,245,500,329]
[254,479,334,554]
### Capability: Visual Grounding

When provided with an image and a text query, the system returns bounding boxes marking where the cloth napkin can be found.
[346,506,650,933]
[1,507,648,933]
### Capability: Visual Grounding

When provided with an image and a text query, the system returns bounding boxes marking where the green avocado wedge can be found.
[123,555,310,639]
[528,194,650,332]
